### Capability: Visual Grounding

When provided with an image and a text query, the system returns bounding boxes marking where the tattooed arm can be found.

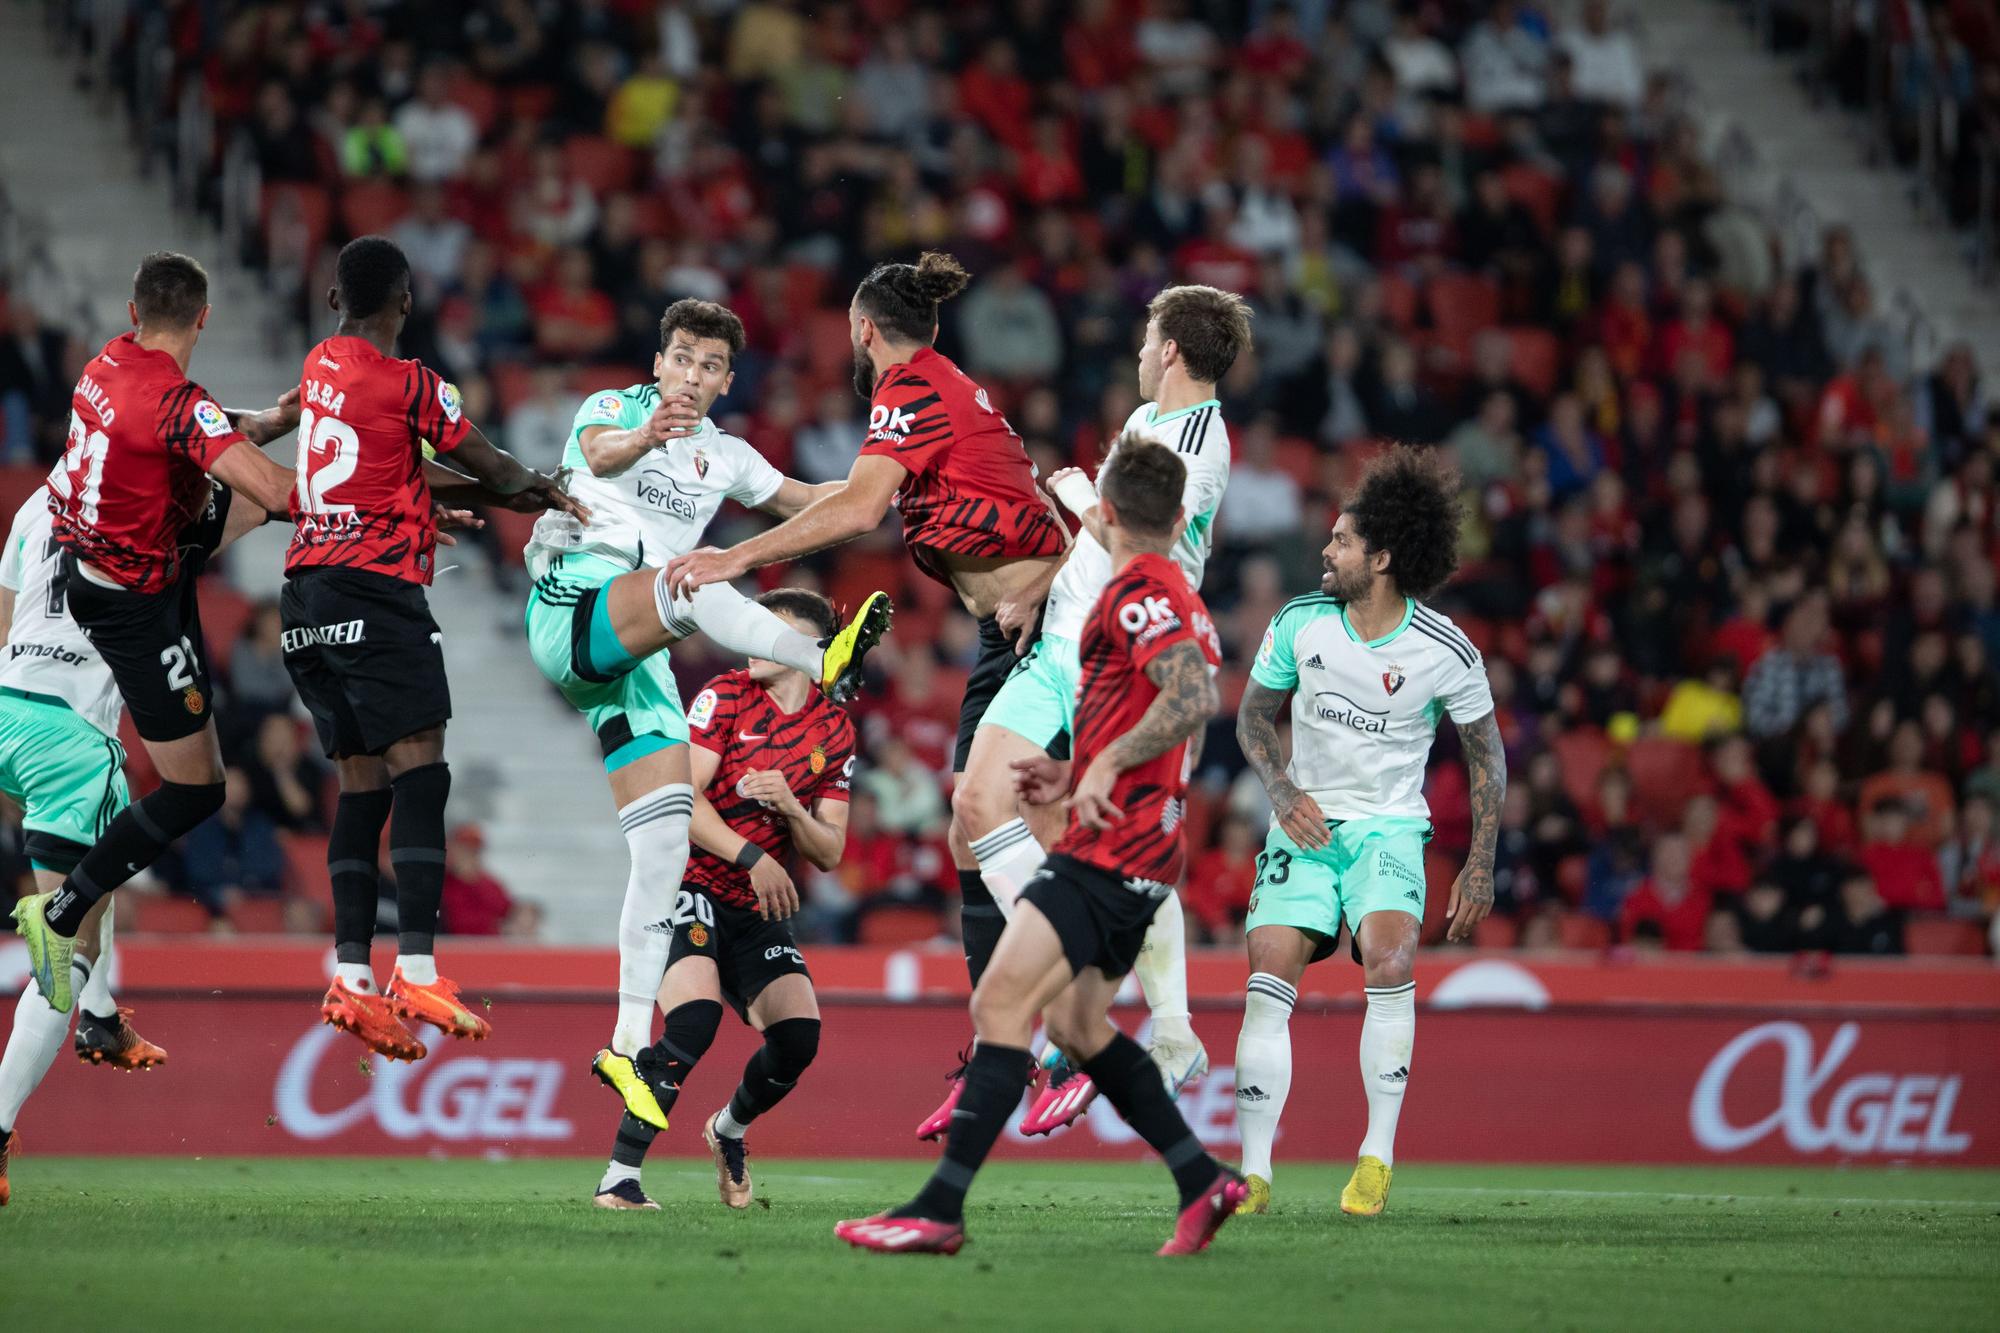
[1446,708,1507,942]
[1069,640,1218,829]
[1237,679,1331,850]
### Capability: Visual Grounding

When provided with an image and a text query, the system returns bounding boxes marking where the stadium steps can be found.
[1651,0,2000,375]
[0,9,632,943]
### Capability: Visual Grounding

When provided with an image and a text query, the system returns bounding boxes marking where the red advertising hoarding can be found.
[13,995,1995,1166]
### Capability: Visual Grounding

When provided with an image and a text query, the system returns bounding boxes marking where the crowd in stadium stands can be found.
[5,0,1997,957]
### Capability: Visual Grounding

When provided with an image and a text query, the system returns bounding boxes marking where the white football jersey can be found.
[0,490,122,737]
[1042,399,1230,643]
[525,383,783,577]
[1251,595,1494,823]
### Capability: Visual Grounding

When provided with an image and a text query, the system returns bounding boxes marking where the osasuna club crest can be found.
[692,448,709,479]
[1382,665,1406,696]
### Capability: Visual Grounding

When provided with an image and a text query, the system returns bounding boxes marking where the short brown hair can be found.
[1098,435,1186,536]
[1148,284,1252,384]
[758,586,838,640]
[132,251,210,330]
[659,299,746,363]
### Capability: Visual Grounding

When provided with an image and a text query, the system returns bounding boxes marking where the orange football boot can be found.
[74,1007,168,1070]
[321,978,427,1062]
[385,968,491,1041]
[0,1130,16,1207]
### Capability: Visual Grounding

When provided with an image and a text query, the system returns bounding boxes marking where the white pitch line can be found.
[1398,1185,2000,1209]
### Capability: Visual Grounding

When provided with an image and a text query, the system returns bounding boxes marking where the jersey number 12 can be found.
[296,407,360,516]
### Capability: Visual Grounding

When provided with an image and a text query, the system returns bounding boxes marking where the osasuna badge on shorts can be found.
[1382,665,1406,696]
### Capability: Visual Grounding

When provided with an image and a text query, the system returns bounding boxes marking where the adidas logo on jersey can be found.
[1379,1066,1410,1084]
[1302,653,1325,670]
[1237,1085,1271,1103]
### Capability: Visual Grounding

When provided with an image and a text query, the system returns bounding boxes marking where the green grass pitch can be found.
[1,1158,1994,1330]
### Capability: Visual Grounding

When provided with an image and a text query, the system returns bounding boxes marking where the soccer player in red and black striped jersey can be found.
[662,252,1069,1117]
[838,440,1247,1257]
[591,590,853,1212]
[13,252,299,1014]
[278,236,582,1061]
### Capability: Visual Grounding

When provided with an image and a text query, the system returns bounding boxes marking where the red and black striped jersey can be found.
[858,346,1066,586]
[284,336,473,585]
[1052,552,1222,886]
[684,668,856,909]
[49,334,251,593]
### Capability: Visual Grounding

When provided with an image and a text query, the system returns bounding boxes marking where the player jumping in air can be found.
[662,253,1069,1134]
[837,440,1247,1257]
[0,480,269,1203]
[1231,447,1505,1218]
[592,589,852,1211]
[273,236,583,1061]
[11,252,299,1013]
[516,299,888,1127]
[962,284,1251,1135]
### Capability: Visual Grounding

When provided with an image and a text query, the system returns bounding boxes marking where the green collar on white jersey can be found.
[1340,596,1415,649]
[1147,397,1221,427]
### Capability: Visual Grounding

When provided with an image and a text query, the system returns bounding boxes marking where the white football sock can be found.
[655,572,823,677]
[969,818,1046,920]
[1135,892,1193,1042]
[615,784,694,1054]
[0,961,85,1131]
[335,962,376,993]
[713,1103,752,1139]
[396,954,438,987]
[1358,981,1416,1165]
[1235,972,1296,1182]
[599,1162,641,1191]
[80,913,117,1019]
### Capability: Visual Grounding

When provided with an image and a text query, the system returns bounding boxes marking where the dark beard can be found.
[852,345,875,397]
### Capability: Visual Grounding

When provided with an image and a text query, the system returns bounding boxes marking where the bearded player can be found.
[592,589,852,1211]
[960,284,1250,1136]
[837,439,1247,1257]
[12,252,299,1013]
[663,253,1068,1125]
[0,477,272,1204]
[276,236,583,1060]
[518,299,888,1128]
[1231,447,1505,1218]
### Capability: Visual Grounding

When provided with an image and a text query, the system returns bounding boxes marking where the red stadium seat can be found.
[1377,272,1419,330]
[131,895,212,934]
[280,831,334,915]
[483,508,537,569]
[1274,437,1320,488]
[507,84,558,124]
[1501,163,1563,235]
[1903,915,1989,956]
[1426,273,1502,358]
[1558,913,1611,950]
[446,75,501,136]
[564,136,638,195]
[339,181,410,238]
[119,713,159,797]
[0,465,45,523]
[1505,328,1563,398]
[783,262,832,313]
[227,897,289,935]
[1550,727,1615,815]
[1556,854,1588,903]
[260,183,333,259]
[1474,915,1519,949]
[197,576,255,677]
[857,905,944,945]
[1624,737,1707,829]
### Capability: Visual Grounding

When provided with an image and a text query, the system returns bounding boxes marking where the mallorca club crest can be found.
[1382,664,1406,697]
[692,448,709,480]
[809,745,827,775]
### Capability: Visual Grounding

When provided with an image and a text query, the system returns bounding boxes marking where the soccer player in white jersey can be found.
[1231,447,1505,1218]
[949,284,1251,1136]
[520,300,890,1131]
[0,480,266,1204]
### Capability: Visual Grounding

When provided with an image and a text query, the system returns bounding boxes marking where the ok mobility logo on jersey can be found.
[1314,691,1390,734]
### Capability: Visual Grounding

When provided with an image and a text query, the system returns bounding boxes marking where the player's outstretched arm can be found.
[224,387,301,445]
[757,477,846,521]
[440,425,589,521]
[1237,679,1331,849]
[577,394,702,478]
[1073,640,1218,829]
[207,440,299,518]
[663,455,906,597]
[1446,709,1506,942]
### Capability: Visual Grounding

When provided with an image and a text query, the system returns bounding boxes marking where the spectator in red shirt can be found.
[1017,113,1083,206]
[1621,832,1711,950]
[1173,206,1260,293]
[1683,793,1751,899]
[531,247,617,360]
[1856,798,1947,912]
[959,37,1033,151]
[1655,278,1734,383]
[1856,720,1958,848]
[441,825,541,937]
[1596,261,1654,380]
[1240,3,1312,82]
[1788,758,1858,856]
[1184,815,1258,943]
[1708,733,1779,852]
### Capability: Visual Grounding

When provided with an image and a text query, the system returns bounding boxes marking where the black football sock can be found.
[610,1112,657,1169]
[960,872,1004,986]
[329,789,393,966]
[607,999,723,1166]
[724,1017,821,1129]
[896,1042,1032,1223]
[388,763,450,956]
[43,780,226,936]
[1082,1032,1221,1208]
